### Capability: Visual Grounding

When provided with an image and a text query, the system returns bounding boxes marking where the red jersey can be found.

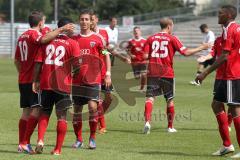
[210,37,226,80]
[35,35,80,93]
[41,26,51,35]
[128,37,146,64]
[72,32,104,85]
[15,29,43,84]
[222,21,240,80]
[96,28,109,80]
[144,32,187,78]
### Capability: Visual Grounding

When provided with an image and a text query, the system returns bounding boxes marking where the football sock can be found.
[167,105,175,128]
[233,116,240,147]
[89,111,98,139]
[37,114,50,143]
[54,120,67,153]
[144,99,153,122]
[72,114,82,142]
[24,115,38,144]
[216,112,232,147]
[18,119,27,144]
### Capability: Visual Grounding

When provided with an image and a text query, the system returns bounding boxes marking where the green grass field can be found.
[0,57,238,160]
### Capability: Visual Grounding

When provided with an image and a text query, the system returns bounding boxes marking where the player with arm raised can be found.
[33,18,79,155]
[15,11,75,154]
[71,9,111,149]
[143,17,210,134]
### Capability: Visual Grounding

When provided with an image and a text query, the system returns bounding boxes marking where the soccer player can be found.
[32,17,79,155]
[143,17,210,134]
[195,5,240,158]
[127,26,147,91]
[71,9,111,149]
[90,11,130,134]
[190,24,215,86]
[15,11,75,154]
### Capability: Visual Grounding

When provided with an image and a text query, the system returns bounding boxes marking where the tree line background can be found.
[0,0,184,23]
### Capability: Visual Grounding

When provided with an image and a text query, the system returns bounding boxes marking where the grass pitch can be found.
[0,57,238,160]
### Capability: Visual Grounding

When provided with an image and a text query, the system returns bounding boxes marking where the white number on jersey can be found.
[19,41,28,61]
[151,40,168,58]
[45,45,65,66]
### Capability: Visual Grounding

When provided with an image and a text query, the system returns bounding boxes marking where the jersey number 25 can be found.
[151,40,168,58]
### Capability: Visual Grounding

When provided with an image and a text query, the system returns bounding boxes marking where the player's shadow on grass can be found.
[107,128,143,134]
[177,127,217,131]
[138,151,213,158]
[0,149,21,154]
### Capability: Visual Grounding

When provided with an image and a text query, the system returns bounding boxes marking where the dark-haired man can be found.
[196,5,240,157]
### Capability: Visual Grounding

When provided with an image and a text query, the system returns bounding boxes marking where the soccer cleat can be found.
[228,126,232,132]
[143,122,151,134]
[21,144,35,154]
[51,149,61,156]
[72,140,83,149]
[89,138,96,149]
[17,145,23,153]
[35,141,44,154]
[189,80,200,86]
[167,128,177,133]
[212,144,235,156]
[99,128,107,134]
[231,152,240,159]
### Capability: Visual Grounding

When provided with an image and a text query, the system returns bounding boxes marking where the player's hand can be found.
[197,56,207,63]
[201,42,212,50]
[104,75,112,89]
[61,23,75,33]
[131,55,136,59]
[32,82,40,93]
[195,72,207,84]
[125,58,131,64]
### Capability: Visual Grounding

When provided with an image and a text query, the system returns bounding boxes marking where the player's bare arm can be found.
[32,62,43,93]
[40,23,75,44]
[104,52,112,88]
[195,50,229,84]
[184,43,211,56]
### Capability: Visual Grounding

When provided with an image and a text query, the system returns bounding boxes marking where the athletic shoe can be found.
[189,80,200,86]
[21,144,35,154]
[51,149,61,156]
[212,144,235,156]
[99,128,107,134]
[17,145,23,153]
[228,126,232,132]
[143,122,151,134]
[72,140,83,149]
[167,128,177,133]
[89,138,96,149]
[231,152,240,159]
[35,141,44,154]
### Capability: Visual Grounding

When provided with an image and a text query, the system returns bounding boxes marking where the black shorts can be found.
[19,83,40,108]
[101,79,114,93]
[146,77,175,101]
[72,85,100,106]
[200,57,215,68]
[213,79,240,105]
[131,63,147,78]
[41,90,71,114]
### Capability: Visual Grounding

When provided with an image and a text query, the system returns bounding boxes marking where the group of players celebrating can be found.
[14,4,240,158]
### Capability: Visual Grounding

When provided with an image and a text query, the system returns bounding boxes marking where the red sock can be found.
[89,112,98,139]
[55,120,67,152]
[72,114,82,142]
[233,116,240,147]
[98,101,106,129]
[144,99,153,122]
[228,113,233,127]
[18,119,27,144]
[167,105,175,128]
[37,114,50,143]
[216,112,232,147]
[23,115,38,144]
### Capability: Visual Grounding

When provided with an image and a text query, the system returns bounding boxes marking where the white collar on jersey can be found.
[79,31,95,37]
[159,31,168,34]
[222,21,236,40]
[133,37,144,41]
